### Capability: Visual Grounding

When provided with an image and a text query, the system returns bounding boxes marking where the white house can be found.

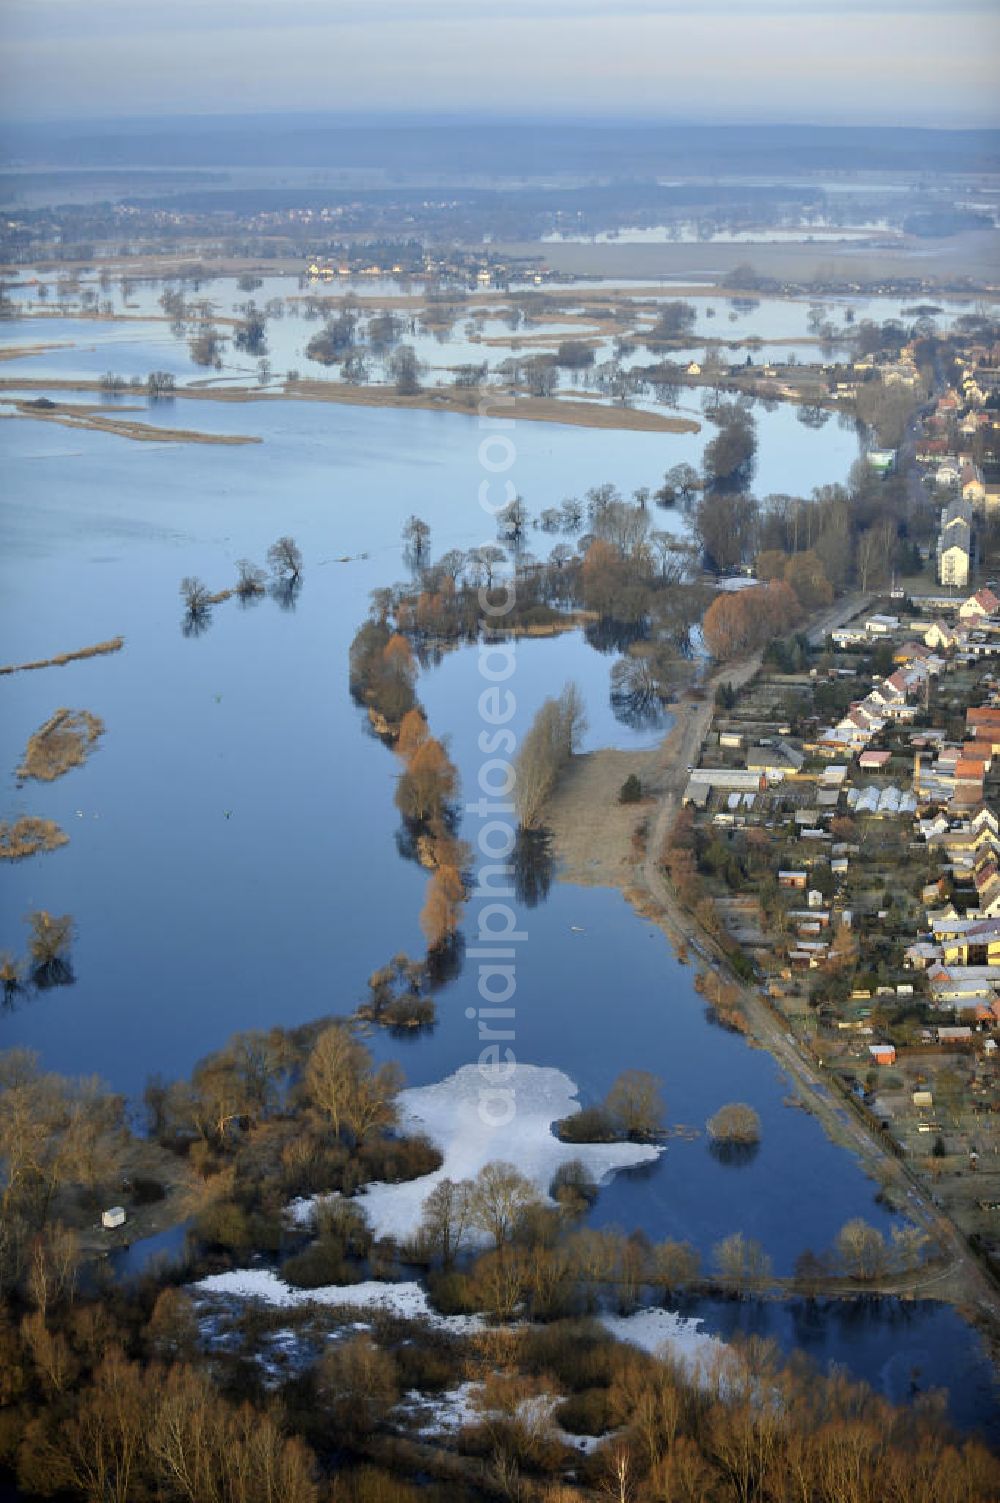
[924,620,958,652]
[939,526,971,589]
[960,587,1000,623]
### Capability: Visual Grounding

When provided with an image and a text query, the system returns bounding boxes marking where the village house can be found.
[928,965,1000,1007]
[924,620,958,652]
[942,919,1000,968]
[960,587,1000,623]
[935,459,962,489]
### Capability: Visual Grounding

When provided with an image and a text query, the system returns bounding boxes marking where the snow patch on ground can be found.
[400,1382,484,1437]
[301,1063,664,1243]
[194,1269,485,1332]
[601,1307,727,1379]
[398,1382,605,1454]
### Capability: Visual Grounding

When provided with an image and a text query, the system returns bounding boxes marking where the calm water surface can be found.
[1,380,997,1432]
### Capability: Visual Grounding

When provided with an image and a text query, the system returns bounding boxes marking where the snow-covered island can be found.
[291,1061,664,1243]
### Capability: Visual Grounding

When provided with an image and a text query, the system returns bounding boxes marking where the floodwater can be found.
[1,311,997,1433]
[544,225,897,245]
[3,277,994,400]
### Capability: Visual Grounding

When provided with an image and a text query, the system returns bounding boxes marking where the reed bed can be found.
[17,708,104,782]
[0,816,69,861]
[0,636,124,675]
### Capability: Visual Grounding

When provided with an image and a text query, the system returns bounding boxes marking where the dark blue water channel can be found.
[0,392,996,1433]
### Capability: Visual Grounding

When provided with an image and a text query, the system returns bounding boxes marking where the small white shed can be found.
[102,1206,126,1230]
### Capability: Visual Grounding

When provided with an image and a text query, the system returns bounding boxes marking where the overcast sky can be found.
[1,0,997,127]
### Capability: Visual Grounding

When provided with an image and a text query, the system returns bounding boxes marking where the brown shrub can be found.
[17,709,104,782]
[0,817,68,861]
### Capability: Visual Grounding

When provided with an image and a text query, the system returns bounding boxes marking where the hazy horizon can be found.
[2,0,998,129]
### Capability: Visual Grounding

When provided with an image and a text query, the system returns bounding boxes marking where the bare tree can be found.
[344,1061,403,1143]
[179,577,211,614]
[657,462,701,507]
[592,499,649,557]
[266,536,302,579]
[649,1238,700,1296]
[235,559,266,598]
[606,1070,665,1141]
[315,1334,398,1439]
[389,345,421,394]
[402,514,431,563]
[467,543,506,588]
[418,1177,473,1266]
[497,495,530,546]
[835,1218,888,1281]
[436,548,466,584]
[26,911,74,988]
[560,497,584,530]
[304,1025,366,1138]
[649,531,692,583]
[712,1231,772,1293]
[468,1161,540,1252]
[514,682,588,829]
[706,1103,761,1144]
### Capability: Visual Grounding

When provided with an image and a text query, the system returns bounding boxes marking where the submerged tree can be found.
[0,951,22,1003]
[266,535,302,580]
[402,515,431,564]
[26,911,75,989]
[419,862,466,952]
[179,576,211,614]
[706,1102,762,1165]
[389,344,421,395]
[706,1102,761,1144]
[395,735,457,827]
[235,558,267,599]
[605,1069,665,1141]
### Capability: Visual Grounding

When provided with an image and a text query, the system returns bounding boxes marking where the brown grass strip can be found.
[0,636,124,676]
[7,400,262,445]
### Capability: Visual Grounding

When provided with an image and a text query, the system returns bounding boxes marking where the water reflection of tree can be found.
[585,617,647,655]
[21,912,76,993]
[1,952,23,1012]
[708,1138,761,1168]
[610,657,665,733]
[796,403,831,430]
[512,829,554,909]
[424,933,465,988]
[269,575,302,612]
[395,808,461,867]
[31,955,75,991]
[181,605,212,638]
